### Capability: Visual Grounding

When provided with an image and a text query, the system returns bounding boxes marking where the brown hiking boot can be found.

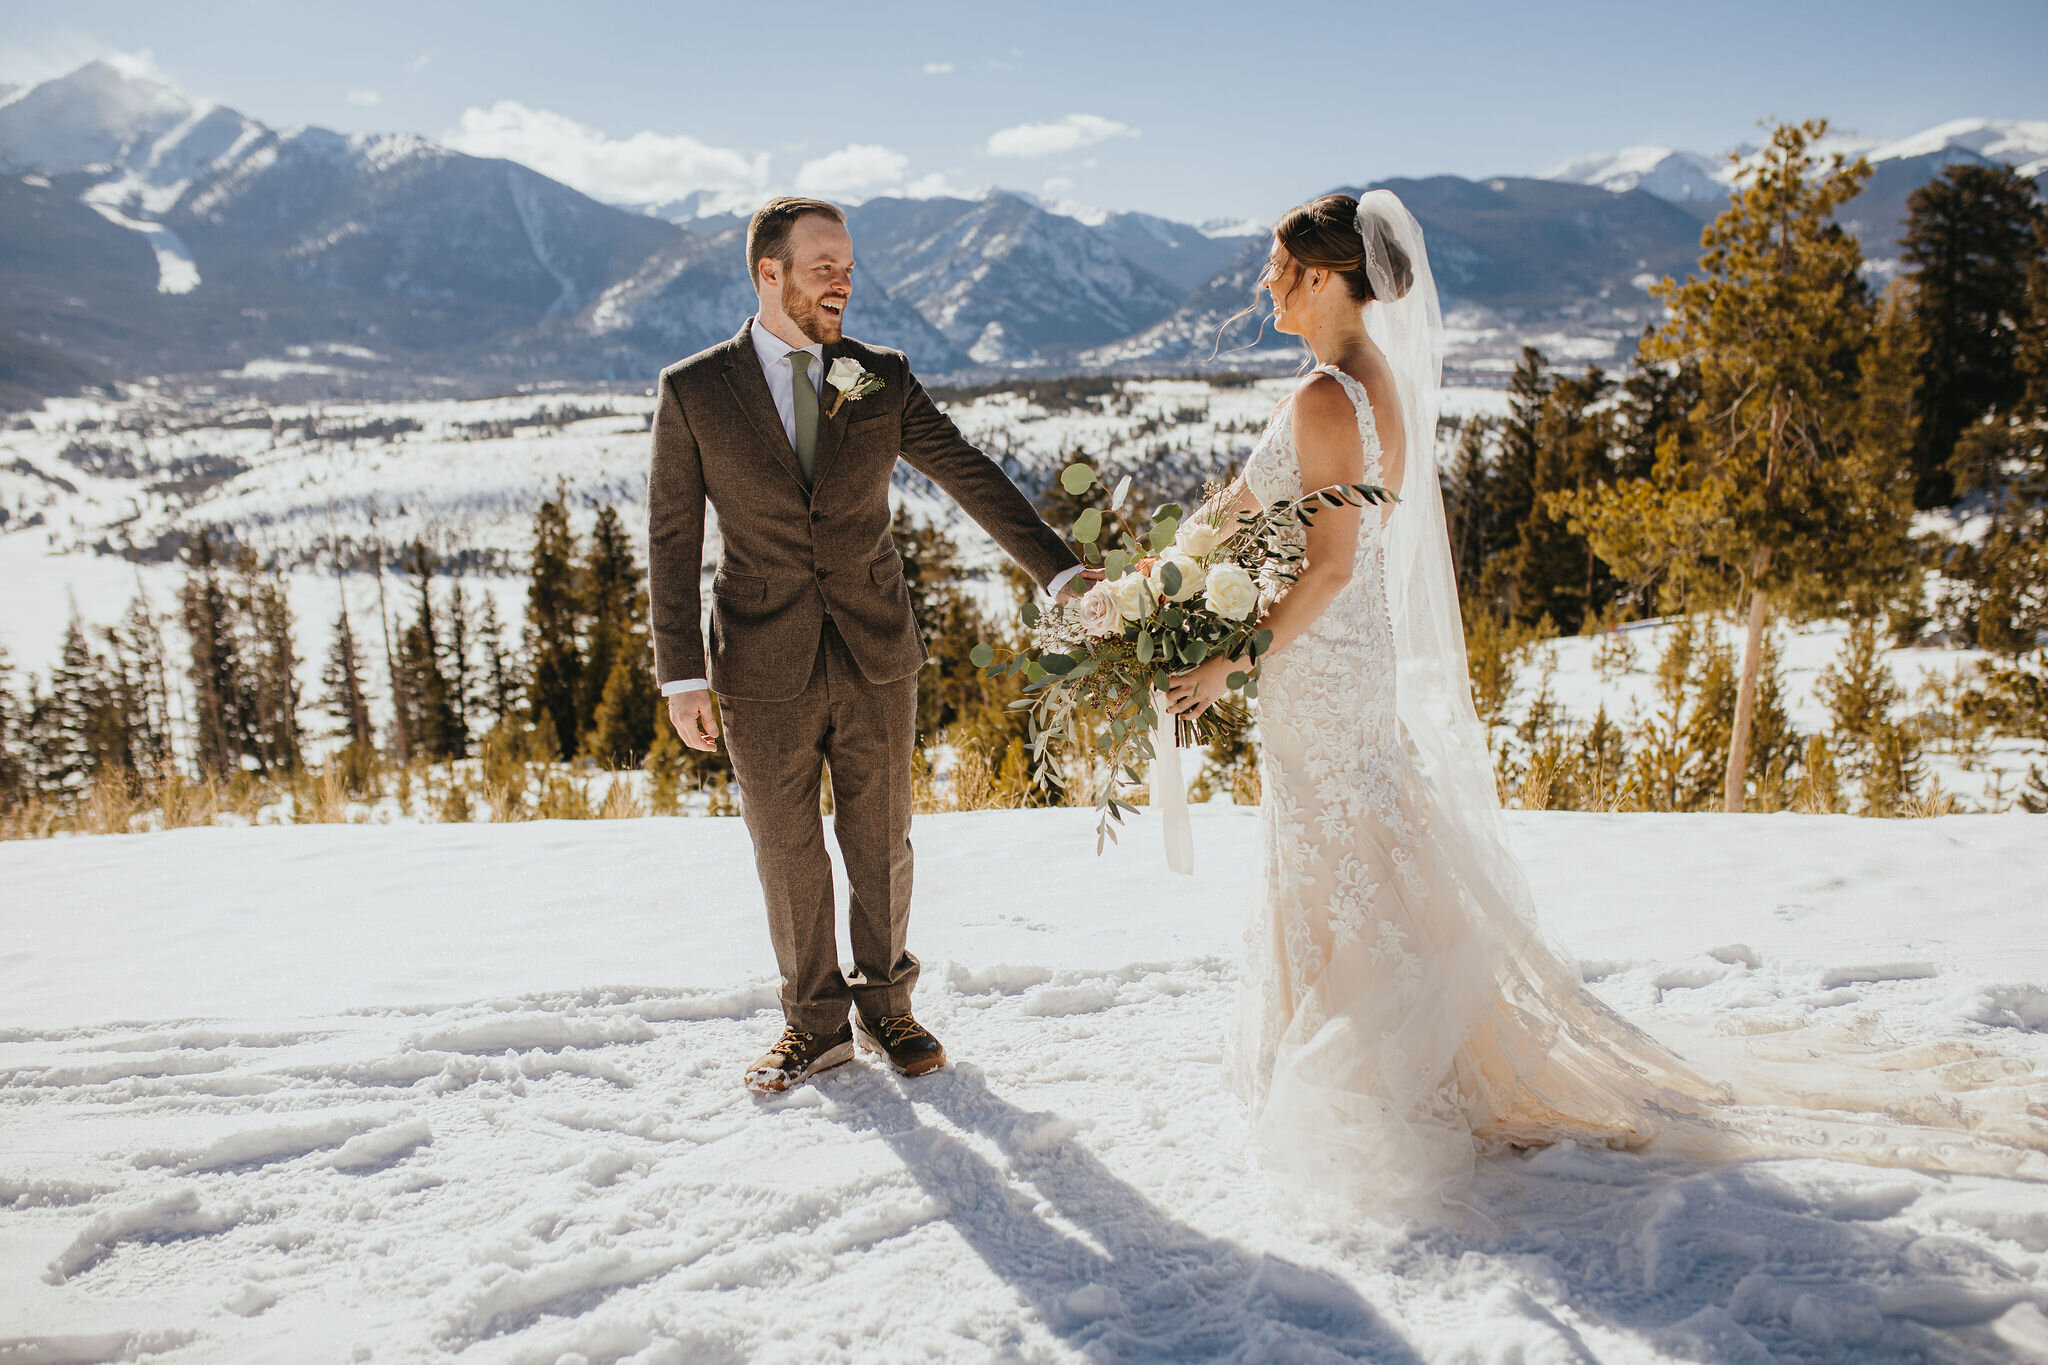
[743,1022,854,1095]
[855,1011,947,1077]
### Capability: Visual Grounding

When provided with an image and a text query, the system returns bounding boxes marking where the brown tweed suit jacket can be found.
[648,320,1079,702]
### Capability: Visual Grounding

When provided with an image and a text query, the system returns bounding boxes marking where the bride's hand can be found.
[1163,656,1233,720]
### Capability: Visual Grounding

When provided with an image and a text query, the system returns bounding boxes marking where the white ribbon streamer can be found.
[1151,692,1194,876]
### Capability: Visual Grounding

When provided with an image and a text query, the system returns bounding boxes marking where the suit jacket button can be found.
[815,567,828,579]
[810,510,824,522]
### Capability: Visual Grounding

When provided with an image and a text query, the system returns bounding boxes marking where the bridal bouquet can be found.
[971,462,1394,851]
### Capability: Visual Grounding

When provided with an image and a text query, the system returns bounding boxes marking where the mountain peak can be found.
[0,59,210,177]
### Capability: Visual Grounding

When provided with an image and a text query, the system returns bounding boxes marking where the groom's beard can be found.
[784,281,847,345]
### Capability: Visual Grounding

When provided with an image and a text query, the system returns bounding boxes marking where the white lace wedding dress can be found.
[1227,365,2048,1219]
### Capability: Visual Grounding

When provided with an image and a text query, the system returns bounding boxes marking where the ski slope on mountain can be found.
[2,808,2046,1362]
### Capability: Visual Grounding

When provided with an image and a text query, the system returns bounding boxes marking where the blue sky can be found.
[3,0,2043,223]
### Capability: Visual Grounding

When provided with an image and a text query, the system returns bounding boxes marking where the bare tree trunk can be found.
[1723,580,1771,812]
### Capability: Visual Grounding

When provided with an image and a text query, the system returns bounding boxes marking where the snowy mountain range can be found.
[2,61,2042,404]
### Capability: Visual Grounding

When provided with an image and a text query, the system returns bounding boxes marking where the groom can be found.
[647,197,1085,1094]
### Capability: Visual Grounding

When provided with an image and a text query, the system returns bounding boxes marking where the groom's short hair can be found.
[747,197,846,290]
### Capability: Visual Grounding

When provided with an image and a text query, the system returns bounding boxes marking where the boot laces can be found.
[871,1013,930,1048]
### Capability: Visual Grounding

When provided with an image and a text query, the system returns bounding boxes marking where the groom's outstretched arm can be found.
[897,367,1080,592]
[647,370,708,687]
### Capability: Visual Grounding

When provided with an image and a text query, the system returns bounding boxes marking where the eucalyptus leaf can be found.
[1159,561,1182,598]
[1254,628,1274,653]
[1112,473,1133,508]
[1135,631,1154,663]
[1060,463,1096,496]
[1020,601,1040,626]
[1041,653,1077,675]
[1227,670,1249,689]
[1074,507,1103,543]
[969,642,994,668]
[1147,518,1179,552]
[1184,639,1208,664]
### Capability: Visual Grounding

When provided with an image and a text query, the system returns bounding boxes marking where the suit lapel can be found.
[809,340,855,489]
[720,320,808,493]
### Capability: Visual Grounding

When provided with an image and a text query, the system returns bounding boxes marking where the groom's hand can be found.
[1056,567,1105,604]
[666,691,722,752]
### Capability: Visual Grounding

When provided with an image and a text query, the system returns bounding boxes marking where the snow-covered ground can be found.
[4,808,2047,1362]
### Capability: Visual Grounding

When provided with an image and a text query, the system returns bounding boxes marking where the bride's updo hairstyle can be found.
[1273,193,1414,305]
[1211,192,1415,357]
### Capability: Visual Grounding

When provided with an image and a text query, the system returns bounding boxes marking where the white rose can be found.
[826,356,866,392]
[1148,549,1207,603]
[1074,581,1123,637]
[1203,563,1259,621]
[1106,570,1154,622]
[1174,517,1227,558]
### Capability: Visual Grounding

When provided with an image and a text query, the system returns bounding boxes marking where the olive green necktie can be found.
[787,350,818,486]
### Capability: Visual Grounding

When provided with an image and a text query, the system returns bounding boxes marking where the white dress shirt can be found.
[661,315,1080,697]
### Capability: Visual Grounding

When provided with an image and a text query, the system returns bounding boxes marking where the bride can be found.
[1161,190,2047,1219]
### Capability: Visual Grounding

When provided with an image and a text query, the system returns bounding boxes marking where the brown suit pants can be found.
[719,620,920,1033]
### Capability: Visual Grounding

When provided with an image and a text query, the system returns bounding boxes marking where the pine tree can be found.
[1520,366,1620,632]
[240,553,303,773]
[1817,616,1915,806]
[368,535,409,766]
[40,612,106,792]
[1958,217,2048,658]
[475,593,520,730]
[588,630,659,768]
[578,505,640,757]
[1614,349,1702,483]
[1440,418,1495,597]
[526,485,583,761]
[446,579,478,748]
[323,604,374,751]
[180,531,256,777]
[397,541,461,761]
[1899,163,2046,506]
[1477,347,1551,620]
[0,644,26,811]
[645,719,685,815]
[107,594,175,781]
[1849,285,1929,623]
[1560,120,1912,812]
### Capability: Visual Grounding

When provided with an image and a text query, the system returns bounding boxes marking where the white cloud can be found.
[346,89,382,107]
[986,113,1136,159]
[923,62,954,75]
[904,171,971,199]
[794,143,910,198]
[443,100,767,208]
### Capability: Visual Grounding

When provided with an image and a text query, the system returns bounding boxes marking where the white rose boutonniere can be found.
[824,356,885,417]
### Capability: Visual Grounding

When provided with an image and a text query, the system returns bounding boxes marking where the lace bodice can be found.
[1241,366,1397,709]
